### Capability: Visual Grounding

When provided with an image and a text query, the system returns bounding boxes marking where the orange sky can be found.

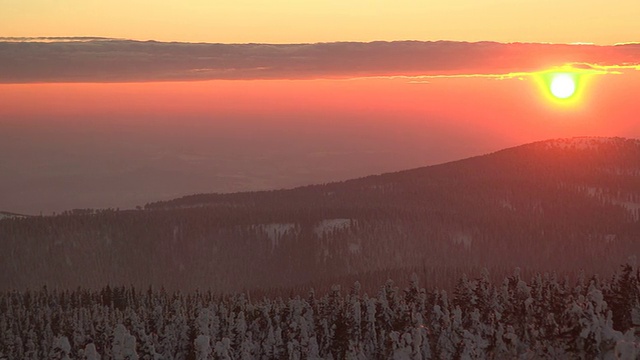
[2,0,639,44]
[2,74,637,139]
[1,72,639,214]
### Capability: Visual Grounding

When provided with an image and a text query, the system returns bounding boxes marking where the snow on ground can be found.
[617,201,640,211]
[542,137,636,150]
[451,232,473,250]
[348,241,362,255]
[259,223,297,250]
[313,218,353,237]
[499,199,515,210]
[605,234,617,243]
[0,212,28,220]
[583,187,640,221]
[617,201,640,221]
[312,219,360,260]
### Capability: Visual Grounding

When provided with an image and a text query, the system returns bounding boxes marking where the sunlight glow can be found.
[550,74,576,99]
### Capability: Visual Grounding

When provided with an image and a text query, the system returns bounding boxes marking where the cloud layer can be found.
[1,38,639,83]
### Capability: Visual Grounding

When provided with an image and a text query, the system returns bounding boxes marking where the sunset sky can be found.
[1,1,639,214]
[2,0,640,44]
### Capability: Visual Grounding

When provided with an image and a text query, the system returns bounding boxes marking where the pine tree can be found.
[607,264,640,332]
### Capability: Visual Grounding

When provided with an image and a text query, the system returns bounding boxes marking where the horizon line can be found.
[1,36,639,47]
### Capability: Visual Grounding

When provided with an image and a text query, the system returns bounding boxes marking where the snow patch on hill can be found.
[0,211,28,220]
[542,137,640,150]
[618,201,640,221]
[602,167,640,176]
[258,223,297,250]
[499,199,515,211]
[348,241,362,255]
[314,219,353,237]
[584,186,640,221]
[451,232,473,250]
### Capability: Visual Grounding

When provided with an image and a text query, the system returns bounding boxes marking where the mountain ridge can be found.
[1,136,639,292]
[146,136,640,210]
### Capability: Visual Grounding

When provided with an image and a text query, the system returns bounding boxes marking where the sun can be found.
[533,67,593,106]
[549,73,576,99]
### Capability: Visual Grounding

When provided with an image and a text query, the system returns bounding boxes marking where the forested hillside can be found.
[1,137,639,292]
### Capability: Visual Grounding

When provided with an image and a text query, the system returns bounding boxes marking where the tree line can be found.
[2,264,640,359]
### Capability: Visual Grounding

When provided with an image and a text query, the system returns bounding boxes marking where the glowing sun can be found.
[549,73,576,99]
[534,66,599,107]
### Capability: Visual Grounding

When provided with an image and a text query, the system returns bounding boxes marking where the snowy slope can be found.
[0,211,28,220]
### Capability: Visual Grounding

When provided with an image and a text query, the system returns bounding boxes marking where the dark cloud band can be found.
[0,38,639,83]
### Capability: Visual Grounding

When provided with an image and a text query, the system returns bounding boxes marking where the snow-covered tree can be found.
[112,324,138,360]
[50,336,72,360]
[194,335,211,360]
[83,343,101,360]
